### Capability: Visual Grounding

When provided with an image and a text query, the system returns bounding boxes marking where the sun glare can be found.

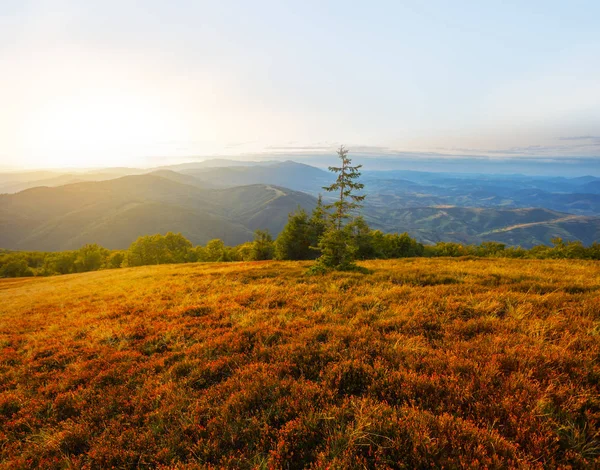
[24,93,187,168]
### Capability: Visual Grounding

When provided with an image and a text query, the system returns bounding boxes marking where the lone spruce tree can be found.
[313,145,366,271]
[324,145,365,230]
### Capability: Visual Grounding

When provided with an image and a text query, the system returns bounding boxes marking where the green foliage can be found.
[125,232,192,266]
[475,241,506,257]
[106,251,125,269]
[0,256,33,278]
[126,235,166,266]
[588,242,600,260]
[43,251,78,275]
[203,239,229,262]
[164,232,194,263]
[370,230,425,259]
[346,217,377,260]
[313,226,359,272]
[322,145,366,231]
[74,244,109,272]
[250,229,274,261]
[311,217,425,268]
[419,238,600,260]
[275,210,313,260]
[0,225,598,279]
[426,242,472,257]
[195,239,243,262]
[234,242,255,261]
[274,203,328,261]
[309,195,329,243]
[315,146,366,271]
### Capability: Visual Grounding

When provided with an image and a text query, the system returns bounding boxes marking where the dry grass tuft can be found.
[0,258,599,468]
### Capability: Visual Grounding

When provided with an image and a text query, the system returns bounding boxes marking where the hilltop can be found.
[0,174,316,251]
[1,259,598,468]
[178,160,331,193]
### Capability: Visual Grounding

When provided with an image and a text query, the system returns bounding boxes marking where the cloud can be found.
[432,140,600,158]
[265,145,334,151]
[559,136,600,141]
[225,141,258,149]
[103,140,600,173]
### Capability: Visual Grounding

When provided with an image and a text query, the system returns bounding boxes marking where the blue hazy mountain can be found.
[1,161,599,250]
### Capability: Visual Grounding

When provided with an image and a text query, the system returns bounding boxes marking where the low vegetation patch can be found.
[1,258,599,468]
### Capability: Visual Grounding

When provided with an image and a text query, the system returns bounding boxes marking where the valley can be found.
[1,160,600,250]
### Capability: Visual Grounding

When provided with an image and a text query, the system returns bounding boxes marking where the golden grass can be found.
[1,258,599,468]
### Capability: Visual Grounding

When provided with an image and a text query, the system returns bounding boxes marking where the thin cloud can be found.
[559,136,600,141]
[265,145,334,151]
[433,141,600,157]
[225,141,258,149]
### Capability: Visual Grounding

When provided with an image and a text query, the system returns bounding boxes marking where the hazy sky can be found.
[1,0,599,169]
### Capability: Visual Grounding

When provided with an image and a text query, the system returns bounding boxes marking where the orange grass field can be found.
[1,258,599,468]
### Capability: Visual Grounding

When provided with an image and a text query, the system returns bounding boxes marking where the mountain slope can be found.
[2,165,599,251]
[205,184,317,232]
[581,180,600,194]
[181,161,332,192]
[0,175,316,250]
[66,202,253,250]
[0,168,147,194]
[479,215,600,247]
[363,172,600,215]
[145,170,222,189]
[368,206,600,247]
[158,158,278,171]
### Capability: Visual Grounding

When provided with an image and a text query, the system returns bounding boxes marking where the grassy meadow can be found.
[1,258,599,468]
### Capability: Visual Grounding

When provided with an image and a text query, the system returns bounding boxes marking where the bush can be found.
[125,233,192,266]
[370,231,425,259]
[274,210,315,260]
[250,230,274,261]
[475,242,506,257]
[275,200,328,261]
[204,239,228,262]
[1,225,599,280]
[43,251,77,275]
[75,244,109,272]
[313,227,359,271]
[0,257,33,278]
[106,251,125,269]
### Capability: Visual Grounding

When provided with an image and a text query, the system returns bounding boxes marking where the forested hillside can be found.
[0,175,316,250]
[365,206,600,246]
[2,161,600,250]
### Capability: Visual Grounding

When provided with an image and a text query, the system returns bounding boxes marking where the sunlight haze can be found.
[1,0,599,169]
[2,5,600,467]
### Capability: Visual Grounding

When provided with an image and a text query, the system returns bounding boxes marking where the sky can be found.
[1,0,599,171]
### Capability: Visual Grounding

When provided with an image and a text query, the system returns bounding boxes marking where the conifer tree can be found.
[312,146,367,271]
[274,209,313,260]
[274,198,329,260]
[308,195,328,249]
[323,145,365,230]
[250,229,274,260]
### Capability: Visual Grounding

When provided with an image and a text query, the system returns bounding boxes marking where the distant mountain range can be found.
[1,159,599,250]
[364,206,600,246]
[178,160,331,193]
[0,160,330,194]
[361,172,600,215]
[0,173,316,250]
[0,168,146,194]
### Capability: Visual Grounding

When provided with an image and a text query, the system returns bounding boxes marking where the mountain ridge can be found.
[1,162,599,250]
[0,175,317,250]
